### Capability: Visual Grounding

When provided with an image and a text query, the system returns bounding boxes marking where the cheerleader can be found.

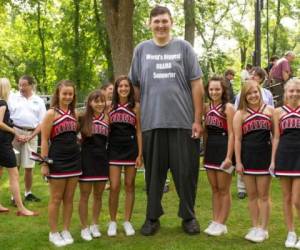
[107,76,142,237]
[203,76,235,236]
[78,90,109,241]
[41,80,82,247]
[270,78,300,248]
[0,78,37,216]
[233,80,274,243]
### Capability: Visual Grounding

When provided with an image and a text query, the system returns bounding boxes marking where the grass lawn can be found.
[0,167,295,250]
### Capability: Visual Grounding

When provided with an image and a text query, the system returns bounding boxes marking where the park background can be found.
[0,0,300,249]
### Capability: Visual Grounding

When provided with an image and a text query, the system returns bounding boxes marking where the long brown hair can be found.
[238,80,263,111]
[50,80,77,116]
[206,75,229,113]
[80,90,106,137]
[112,75,135,110]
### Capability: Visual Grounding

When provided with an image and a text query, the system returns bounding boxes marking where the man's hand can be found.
[191,122,203,139]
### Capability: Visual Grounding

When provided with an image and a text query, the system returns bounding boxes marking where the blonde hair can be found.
[0,78,11,101]
[283,78,300,104]
[238,80,263,110]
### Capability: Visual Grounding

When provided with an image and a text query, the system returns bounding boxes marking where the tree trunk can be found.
[101,0,134,78]
[73,0,81,89]
[272,0,281,56]
[37,1,46,92]
[184,0,195,46]
[93,0,114,81]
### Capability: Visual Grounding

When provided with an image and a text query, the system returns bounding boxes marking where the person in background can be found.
[8,75,46,204]
[0,77,38,216]
[241,64,253,83]
[224,69,235,104]
[266,55,279,77]
[270,51,295,83]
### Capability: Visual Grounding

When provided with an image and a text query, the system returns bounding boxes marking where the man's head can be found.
[285,51,296,63]
[149,6,173,43]
[18,75,35,97]
[224,69,235,81]
[270,55,279,63]
[246,64,252,71]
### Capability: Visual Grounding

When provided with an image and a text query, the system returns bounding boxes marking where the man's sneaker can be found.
[140,219,160,236]
[81,228,92,241]
[90,224,101,238]
[49,232,66,247]
[107,221,117,237]
[60,230,74,245]
[285,232,297,248]
[207,223,228,236]
[204,221,217,235]
[182,218,200,235]
[253,228,269,243]
[245,227,258,242]
[123,221,135,236]
[24,193,41,202]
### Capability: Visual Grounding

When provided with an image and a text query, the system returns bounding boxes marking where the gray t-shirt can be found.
[129,38,202,132]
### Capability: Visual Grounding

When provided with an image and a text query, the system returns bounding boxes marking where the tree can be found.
[184,0,195,46]
[101,0,134,79]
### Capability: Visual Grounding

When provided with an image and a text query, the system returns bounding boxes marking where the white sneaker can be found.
[123,221,135,236]
[107,221,117,237]
[286,232,297,248]
[208,223,228,236]
[61,230,74,245]
[49,232,66,247]
[294,237,300,249]
[252,228,269,243]
[90,224,101,238]
[245,227,258,242]
[81,228,92,241]
[204,221,217,235]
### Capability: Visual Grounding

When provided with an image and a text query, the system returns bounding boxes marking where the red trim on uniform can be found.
[275,170,300,176]
[79,176,108,181]
[244,169,269,175]
[204,163,221,170]
[49,170,82,178]
[109,160,136,166]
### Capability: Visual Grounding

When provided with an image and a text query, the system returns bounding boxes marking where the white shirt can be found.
[240,69,250,83]
[8,92,46,128]
[234,88,274,110]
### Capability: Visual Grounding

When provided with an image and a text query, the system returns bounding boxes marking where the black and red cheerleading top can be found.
[50,108,77,140]
[279,105,300,136]
[205,103,227,135]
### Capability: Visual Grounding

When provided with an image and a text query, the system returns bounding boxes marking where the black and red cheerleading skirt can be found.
[108,134,138,166]
[275,133,300,177]
[48,132,82,179]
[79,135,109,182]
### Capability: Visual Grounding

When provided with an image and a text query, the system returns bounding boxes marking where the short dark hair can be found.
[250,66,267,83]
[270,55,279,62]
[100,82,113,90]
[19,75,35,85]
[150,5,172,21]
[224,69,235,77]
[246,64,252,70]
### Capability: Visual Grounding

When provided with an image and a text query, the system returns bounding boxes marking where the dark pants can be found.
[142,128,200,220]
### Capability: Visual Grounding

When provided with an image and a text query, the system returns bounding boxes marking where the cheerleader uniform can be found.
[48,108,82,178]
[241,104,272,175]
[0,100,16,168]
[204,103,228,170]
[108,103,138,166]
[275,105,300,177]
[79,113,109,182]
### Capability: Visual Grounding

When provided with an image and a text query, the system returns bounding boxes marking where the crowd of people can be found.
[0,4,299,249]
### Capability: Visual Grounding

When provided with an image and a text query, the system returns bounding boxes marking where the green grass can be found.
[0,167,295,250]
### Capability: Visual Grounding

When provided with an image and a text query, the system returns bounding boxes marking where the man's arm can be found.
[191,78,204,138]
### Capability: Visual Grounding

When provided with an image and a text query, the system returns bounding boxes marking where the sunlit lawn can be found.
[0,167,295,250]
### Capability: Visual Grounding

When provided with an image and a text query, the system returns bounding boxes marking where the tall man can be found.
[129,6,204,236]
[8,75,46,202]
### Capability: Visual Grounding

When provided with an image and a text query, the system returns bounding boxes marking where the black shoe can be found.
[163,184,169,193]
[182,219,200,235]
[24,193,41,202]
[10,199,17,207]
[140,219,160,236]
[237,192,247,199]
